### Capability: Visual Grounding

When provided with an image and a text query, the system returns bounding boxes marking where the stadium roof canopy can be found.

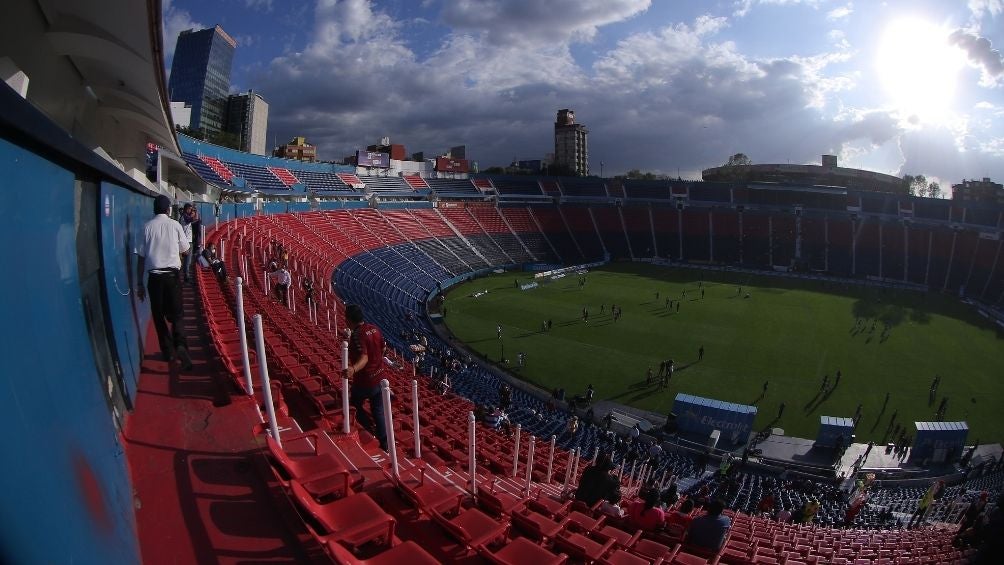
[1,0,178,185]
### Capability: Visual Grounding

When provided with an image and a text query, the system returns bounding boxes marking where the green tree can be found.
[927,181,942,199]
[903,174,927,196]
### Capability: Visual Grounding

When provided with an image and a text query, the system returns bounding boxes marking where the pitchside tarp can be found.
[816,416,854,448]
[673,393,757,445]
[911,421,969,462]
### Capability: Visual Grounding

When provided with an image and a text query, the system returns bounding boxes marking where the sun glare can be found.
[875,18,966,123]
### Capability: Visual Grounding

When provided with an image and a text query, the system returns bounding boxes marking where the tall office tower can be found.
[168,25,236,137]
[553,109,589,176]
[225,90,269,155]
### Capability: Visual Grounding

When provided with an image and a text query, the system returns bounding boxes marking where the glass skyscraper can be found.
[167,25,236,137]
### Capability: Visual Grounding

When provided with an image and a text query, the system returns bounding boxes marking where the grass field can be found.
[442,263,1004,444]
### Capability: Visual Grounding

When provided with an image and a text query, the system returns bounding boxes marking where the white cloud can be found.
[949,29,1004,87]
[440,0,651,46]
[242,2,1002,185]
[733,0,823,18]
[826,4,853,20]
[967,0,1003,21]
[162,0,204,69]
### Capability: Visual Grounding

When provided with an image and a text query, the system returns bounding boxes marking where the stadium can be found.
[2,1,1003,564]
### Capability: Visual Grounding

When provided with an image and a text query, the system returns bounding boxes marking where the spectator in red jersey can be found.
[344,304,389,451]
[628,489,666,532]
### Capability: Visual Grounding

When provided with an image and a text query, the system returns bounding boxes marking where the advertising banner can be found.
[436,157,470,173]
[356,150,390,168]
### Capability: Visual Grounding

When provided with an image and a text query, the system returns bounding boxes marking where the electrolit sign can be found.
[673,394,757,441]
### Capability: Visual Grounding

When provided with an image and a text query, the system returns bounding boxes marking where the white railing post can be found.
[571,448,581,488]
[264,270,269,295]
[468,411,477,497]
[290,287,295,313]
[546,435,556,484]
[412,357,417,377]
[593,447,599,465]
[627,460,637,489]
[525,436,535,498]
[253,314,281,447]
[327,309,331,331]
[412,379,421,459]
[512,424,522,478]
[234,277,253,396]
[341,377,351,434]
[381,379,399,482]
[562,449,572,492]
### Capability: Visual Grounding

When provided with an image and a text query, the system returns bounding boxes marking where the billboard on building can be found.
[356,150,390,168]
[436,157,470,173]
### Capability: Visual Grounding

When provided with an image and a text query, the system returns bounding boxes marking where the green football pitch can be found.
[441,262,1004,444]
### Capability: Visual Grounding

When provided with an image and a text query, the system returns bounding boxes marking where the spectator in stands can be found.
[661,481,680,507]
[566,416,579,437]
[957,492,989,538]
[344,304,389,451]
[628,489,666,532]
[136,195,192,370]
[909,480,945,529]
[776,504,792,523]
[575,452,621,508]
[585,383,595,404]
[757,492,776,515]
[302,278,314,305]
[179,203,199,283]
[200,243,227,281]
[801,497,821,524]
[498,383,512,412]
[687,498,731,551]
[666,498,695,531]
[270,265,291,304]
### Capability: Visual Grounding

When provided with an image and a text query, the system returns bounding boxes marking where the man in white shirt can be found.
[136,195,192,369]
[270,266,291,305]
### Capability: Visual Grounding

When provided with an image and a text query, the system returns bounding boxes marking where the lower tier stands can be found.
[196,209,1001,565]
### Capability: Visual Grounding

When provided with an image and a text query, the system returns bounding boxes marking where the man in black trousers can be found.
[136,195,192,369]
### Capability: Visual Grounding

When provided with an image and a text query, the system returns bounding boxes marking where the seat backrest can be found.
[325,540,362,565]
[431,507,470,544]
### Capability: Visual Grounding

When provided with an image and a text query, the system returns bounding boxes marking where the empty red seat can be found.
[431,506,509,554]
[672,548,710,565]
[511,506,565,541]
[393,466,462,515]
[553,529,617,562]
[325,539,439,564]
[602,548,661,565]
[478,536,568,565]
[290,481,395,550]
[633,538,674,561]
[266,433,349,500]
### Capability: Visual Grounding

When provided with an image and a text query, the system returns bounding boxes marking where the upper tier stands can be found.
[427,178,480,196]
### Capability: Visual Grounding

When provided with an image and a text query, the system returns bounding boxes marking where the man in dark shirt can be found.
[687,498,732,551]
[575,452,621,507]
[344,304,388,450]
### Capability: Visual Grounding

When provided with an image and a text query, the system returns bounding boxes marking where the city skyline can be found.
[163,0,1004,186]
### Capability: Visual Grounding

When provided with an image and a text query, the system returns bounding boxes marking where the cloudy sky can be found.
[163,0,1004,186]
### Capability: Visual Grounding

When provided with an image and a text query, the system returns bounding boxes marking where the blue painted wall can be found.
[0,138,140,563]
